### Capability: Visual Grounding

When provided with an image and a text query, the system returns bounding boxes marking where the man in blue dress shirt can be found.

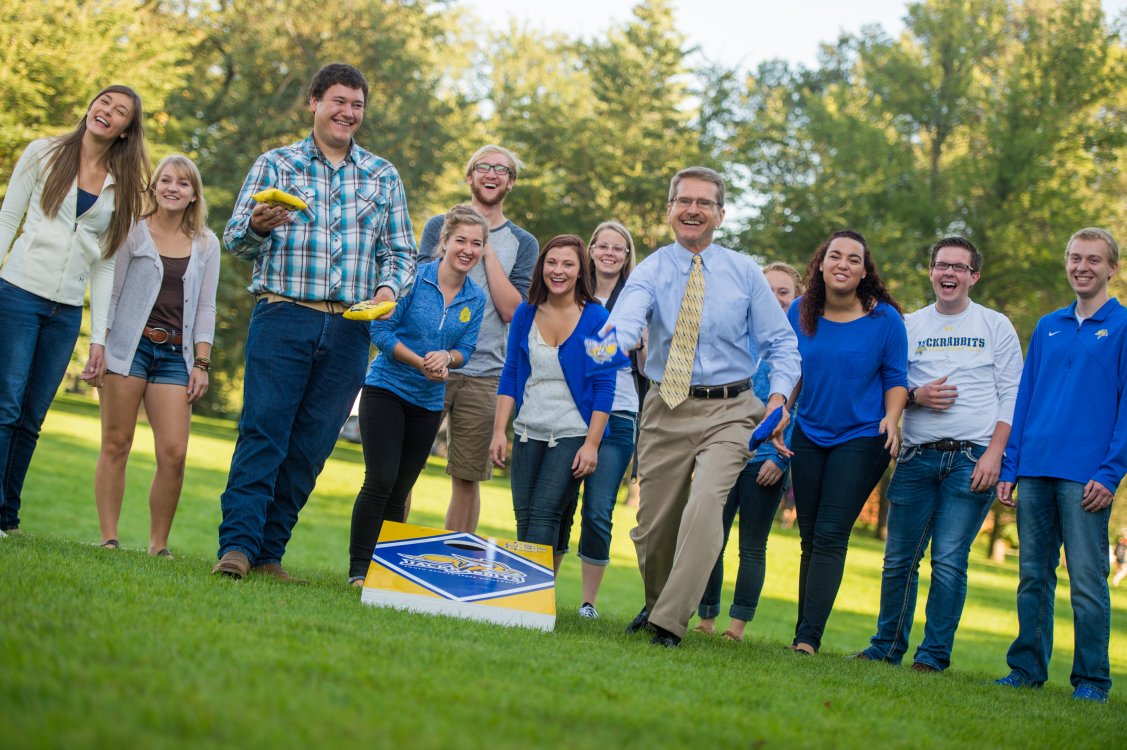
[607,167,801,646]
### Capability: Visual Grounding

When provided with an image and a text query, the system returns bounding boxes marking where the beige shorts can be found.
[442,372,500,482]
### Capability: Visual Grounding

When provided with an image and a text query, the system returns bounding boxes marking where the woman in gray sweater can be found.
[89,155,219,557]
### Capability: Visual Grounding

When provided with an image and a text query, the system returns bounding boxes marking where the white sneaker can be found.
[577,602,599,619]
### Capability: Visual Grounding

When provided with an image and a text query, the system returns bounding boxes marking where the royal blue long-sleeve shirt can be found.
[787,299,908,447]
[1001,297,1127,491]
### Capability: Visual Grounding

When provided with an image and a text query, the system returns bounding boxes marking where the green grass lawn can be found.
[2,397,1126,748]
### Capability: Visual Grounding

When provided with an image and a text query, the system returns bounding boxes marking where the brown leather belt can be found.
[256,293,348,315]
[143,326,182,345]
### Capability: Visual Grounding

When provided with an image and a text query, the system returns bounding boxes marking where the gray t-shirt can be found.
[420,215,538,376]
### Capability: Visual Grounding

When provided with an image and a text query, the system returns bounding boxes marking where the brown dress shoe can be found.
[910,662,939,673]
[211,550,250,579]
[251,562,308,585]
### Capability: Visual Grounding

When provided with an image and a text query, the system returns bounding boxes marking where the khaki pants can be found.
[631,387,764,638]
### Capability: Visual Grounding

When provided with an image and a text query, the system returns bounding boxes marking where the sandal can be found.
[349,576,365,588]
[99,539,119,549]
[153,548,174,560]
[691,624,715,635]
[721,630,743,643]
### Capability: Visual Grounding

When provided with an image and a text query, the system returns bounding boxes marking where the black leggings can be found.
[348,386,443,578]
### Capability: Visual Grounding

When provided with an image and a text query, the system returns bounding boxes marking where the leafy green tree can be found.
[0,0,189,194]
[479,0,711,252]
[159,0,471,415]
[725,0,1127,335]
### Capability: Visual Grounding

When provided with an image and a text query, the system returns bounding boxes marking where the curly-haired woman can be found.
[786,230,908,655]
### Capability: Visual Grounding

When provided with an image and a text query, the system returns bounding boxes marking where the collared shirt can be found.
[366,260,485,411]
[607,242,801,397]
[224,134,416,303]
[1002,297,1127,490]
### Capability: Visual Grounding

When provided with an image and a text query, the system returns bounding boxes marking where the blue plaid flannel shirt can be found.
[224,134,417,303]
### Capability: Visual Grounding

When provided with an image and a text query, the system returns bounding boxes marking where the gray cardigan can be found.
[104,221,220,376]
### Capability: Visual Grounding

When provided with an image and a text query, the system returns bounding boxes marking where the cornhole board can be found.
[359,521,556,631]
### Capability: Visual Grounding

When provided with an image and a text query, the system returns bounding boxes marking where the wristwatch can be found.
[907,387,917,406]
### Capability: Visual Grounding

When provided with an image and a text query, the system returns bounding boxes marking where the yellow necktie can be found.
[661,254,705,408]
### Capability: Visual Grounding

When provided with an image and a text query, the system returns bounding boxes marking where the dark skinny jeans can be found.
[349,386,443,579]
[698,460,787,622]
[791,423,890,651]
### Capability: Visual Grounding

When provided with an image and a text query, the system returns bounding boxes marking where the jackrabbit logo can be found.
[397,552,527,583]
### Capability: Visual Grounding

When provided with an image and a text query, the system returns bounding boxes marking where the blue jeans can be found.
[0,279,82,530]
[570,412,636,564]
[791,424,891,651]
[1006,477,1112,693]
[125,337,189,386]
[698,460,787,621]
[217,300,368,564]
[510,435,585,549]
[863,443,994,669]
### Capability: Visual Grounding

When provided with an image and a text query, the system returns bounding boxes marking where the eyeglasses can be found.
[592,242,628,255]
[670,197,720,210]
[473,163,513,177]
[931,261,976,273]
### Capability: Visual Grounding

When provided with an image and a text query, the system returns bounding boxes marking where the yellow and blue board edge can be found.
[360,521,556,632]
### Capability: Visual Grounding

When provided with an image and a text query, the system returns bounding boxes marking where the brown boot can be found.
[251,562,308,585]
[211,550,250,579]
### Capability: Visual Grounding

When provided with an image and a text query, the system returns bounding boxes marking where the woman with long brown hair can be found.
[0,85,149,535]
[489,235,615,572]
[786,229,908,655]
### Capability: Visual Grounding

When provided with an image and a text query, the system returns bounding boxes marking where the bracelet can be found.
[446,351,454,367]
[193,357,212,373]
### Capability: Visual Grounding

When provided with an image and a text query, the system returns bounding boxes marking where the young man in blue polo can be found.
[995,227,1126,703]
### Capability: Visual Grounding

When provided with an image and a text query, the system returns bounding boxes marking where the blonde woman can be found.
[93,155,220,556]
[565,221,643,619]
[0,85,149,535]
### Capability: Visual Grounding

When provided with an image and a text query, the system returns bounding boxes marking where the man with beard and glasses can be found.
[417,145,538,532]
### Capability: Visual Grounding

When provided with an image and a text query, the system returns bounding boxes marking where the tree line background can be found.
[2,0,1125,421]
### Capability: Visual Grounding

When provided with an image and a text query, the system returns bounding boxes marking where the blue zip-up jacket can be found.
[498,301,615,435]
[366,260,485,410]
[1001,297,1127,490]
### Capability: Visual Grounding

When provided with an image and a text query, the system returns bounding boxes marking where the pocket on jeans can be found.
[896,444,918,464]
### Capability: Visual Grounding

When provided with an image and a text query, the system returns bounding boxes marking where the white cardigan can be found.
[0,138,118,343]
[104,221,220,376]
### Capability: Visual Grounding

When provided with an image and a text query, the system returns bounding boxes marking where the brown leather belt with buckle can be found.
[143,326,182,345]
[654,379,753,400]
[256,293,348,315]
[917,439,974,452]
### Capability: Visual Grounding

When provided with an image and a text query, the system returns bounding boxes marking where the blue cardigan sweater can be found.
[498,301,616,434]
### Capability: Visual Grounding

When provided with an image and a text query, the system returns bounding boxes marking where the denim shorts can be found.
[124,336,189,386]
